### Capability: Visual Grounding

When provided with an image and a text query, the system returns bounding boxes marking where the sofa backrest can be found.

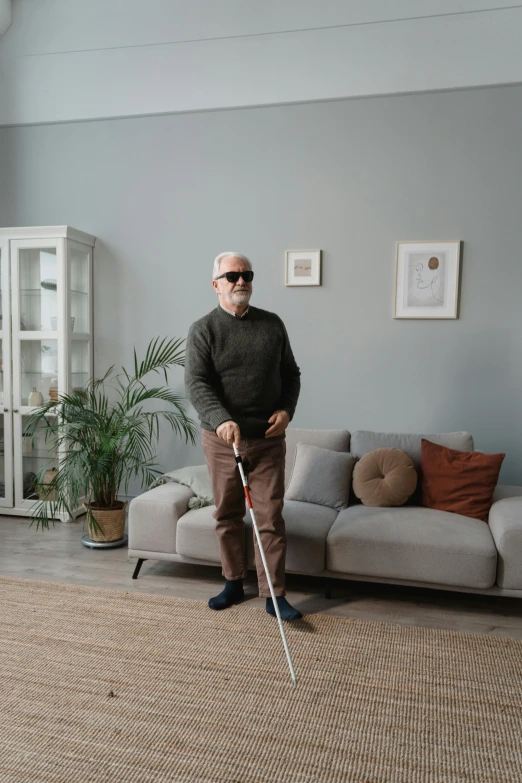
[284,428,351,491]
[350,430,474,471]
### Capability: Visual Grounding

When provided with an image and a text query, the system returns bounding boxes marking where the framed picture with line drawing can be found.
[394,240,462,319]
[285,249,322,286]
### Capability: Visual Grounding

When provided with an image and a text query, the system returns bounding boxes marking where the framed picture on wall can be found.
[285,249,321,286]
[394,240,462,319]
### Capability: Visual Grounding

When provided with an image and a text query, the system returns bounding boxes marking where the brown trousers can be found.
[201,428,287,597]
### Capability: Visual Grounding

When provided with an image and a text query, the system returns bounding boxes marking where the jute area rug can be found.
[1,577,521,783]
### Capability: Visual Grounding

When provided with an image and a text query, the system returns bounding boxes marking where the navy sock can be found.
[266,596,303,621]
[208,579,244,610]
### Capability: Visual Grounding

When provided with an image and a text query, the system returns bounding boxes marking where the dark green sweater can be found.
[185,305,301,438]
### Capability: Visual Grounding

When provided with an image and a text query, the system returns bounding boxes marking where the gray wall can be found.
[1,83,521,494]
[2,1,522,125]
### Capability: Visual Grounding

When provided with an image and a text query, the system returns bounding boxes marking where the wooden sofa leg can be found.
[132,558,147,579]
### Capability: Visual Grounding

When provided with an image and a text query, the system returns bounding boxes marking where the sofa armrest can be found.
[488,489,522,589]
[128,482,195,555]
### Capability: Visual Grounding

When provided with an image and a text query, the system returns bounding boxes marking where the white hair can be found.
[213,252,252,279]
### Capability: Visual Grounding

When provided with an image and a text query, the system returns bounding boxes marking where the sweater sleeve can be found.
[276,319,301,421]
[184,323,234,432]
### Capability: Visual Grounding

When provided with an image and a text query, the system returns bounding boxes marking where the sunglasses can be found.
[214,271,254,283]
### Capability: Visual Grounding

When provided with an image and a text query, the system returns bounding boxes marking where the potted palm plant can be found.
[24,336,199,540]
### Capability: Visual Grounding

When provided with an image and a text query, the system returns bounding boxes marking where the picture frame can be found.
[394,240,462,319]
[285,249,322,286]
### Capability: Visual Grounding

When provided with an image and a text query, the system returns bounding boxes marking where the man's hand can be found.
[265,410,290,438]
[216,420,241,446]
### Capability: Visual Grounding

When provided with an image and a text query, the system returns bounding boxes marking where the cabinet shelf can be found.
[22,455,58,463]
[21,372,88,375]
[16,332,90,339]
[20,288,88,296]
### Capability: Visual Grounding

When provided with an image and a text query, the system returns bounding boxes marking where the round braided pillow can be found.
[352,447,418,507]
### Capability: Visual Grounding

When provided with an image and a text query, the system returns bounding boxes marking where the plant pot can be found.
[83,500,127,543]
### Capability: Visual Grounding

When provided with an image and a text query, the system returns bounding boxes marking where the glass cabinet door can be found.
[0,238,13,507]
[18,338,59,406]
[19,412,59,502]
[11,239,65,509]
[68,240,92,395]
[19,245,58,333]
[68,241,90,335]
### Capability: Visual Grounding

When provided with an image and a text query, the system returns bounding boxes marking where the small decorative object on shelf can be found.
[28,387,44,406]
[49,377,59,401]
[40,278,57,291]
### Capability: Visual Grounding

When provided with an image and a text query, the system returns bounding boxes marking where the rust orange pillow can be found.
[420,438,505,522]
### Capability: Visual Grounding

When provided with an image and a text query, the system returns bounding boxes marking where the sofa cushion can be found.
[245,500,338,575]
[352,448,418,507]
[350,431,474,506]
[492,485,522,503]
[420,438,505,522]
[284,443,356,510]
[350,430,474,470]
[176,505,222,563]
[176,499,339,576]
[284,428,350,492]
[326,505,497,589]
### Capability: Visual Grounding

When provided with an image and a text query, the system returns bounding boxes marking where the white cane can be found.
[233,443,297,686]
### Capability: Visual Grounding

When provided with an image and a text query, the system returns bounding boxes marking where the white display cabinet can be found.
[0,226,95,522]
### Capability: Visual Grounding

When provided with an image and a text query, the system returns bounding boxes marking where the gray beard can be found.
[223,291,251,305]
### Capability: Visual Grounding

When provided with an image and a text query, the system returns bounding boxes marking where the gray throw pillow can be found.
[284,443,355,510]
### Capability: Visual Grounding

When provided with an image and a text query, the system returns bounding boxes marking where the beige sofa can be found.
[128,429,522,598]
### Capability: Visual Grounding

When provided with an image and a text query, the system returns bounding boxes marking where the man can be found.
[184,252,302,620]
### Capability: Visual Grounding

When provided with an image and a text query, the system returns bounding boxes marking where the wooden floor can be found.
[2,513,522,639]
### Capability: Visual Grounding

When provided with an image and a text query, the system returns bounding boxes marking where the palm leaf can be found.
[25,336,198,531]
